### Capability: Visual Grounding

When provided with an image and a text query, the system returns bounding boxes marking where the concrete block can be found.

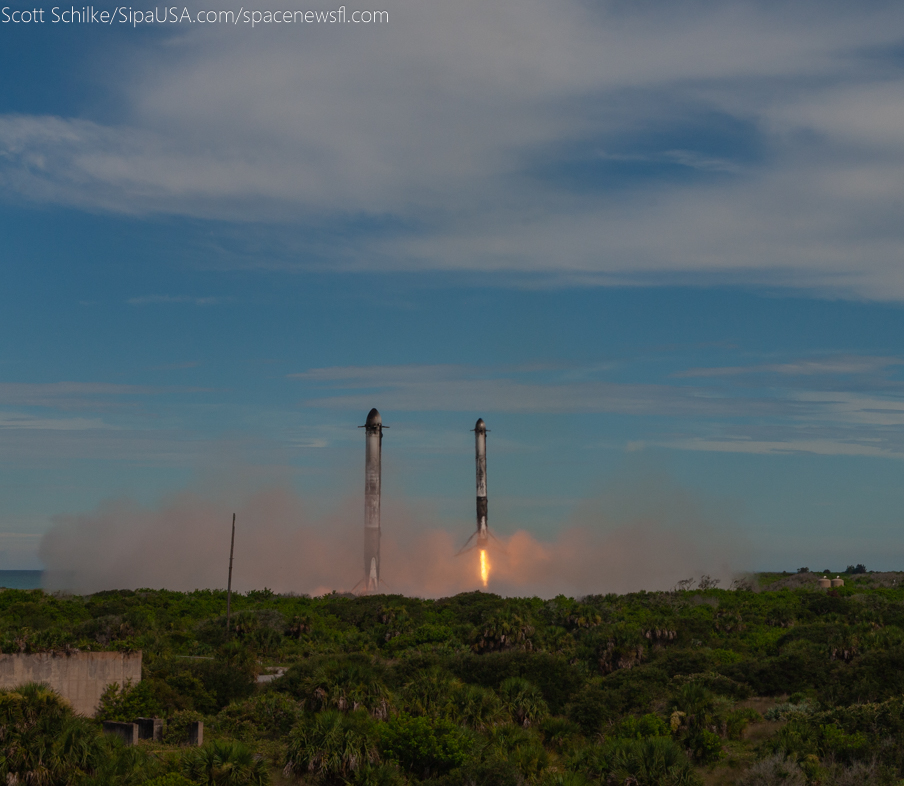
[0,651,142,716]
[103,721,138,746]
[188,720,204,746]
[134,717,163,741]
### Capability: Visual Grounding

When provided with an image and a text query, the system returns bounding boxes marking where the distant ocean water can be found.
[0,570,43,590]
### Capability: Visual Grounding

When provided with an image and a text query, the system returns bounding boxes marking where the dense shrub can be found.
[449,652,583,713]
[96,679,162,722]
[566,683,622,735]
[215,692,302,739]
[609,713,670,740]
[11,584,904,784]
[379,713,469,777]
[164,710,206,745]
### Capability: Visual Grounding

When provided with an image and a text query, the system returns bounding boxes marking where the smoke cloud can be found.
[39,479,749,597]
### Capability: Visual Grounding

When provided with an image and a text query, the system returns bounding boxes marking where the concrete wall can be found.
[0,651,142,716]
[103,721,139,746]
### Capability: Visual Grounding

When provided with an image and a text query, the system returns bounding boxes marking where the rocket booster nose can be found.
[366,408,382,427]
[474,418,486,433]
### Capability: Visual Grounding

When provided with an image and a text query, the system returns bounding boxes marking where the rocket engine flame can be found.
[480,548,489,587]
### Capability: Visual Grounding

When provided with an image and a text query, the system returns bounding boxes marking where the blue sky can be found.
[3,0,904,579]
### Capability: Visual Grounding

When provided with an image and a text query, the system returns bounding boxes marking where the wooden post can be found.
[226,513,235,633]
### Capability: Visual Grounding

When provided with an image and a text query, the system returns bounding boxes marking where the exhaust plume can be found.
[39,478,748,597]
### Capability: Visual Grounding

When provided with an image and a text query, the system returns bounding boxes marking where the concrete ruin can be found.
[98,716,204,747]
[102,721,139,745]
[135,717,164,741]
[189,720,204,746]
[0,651,142,716]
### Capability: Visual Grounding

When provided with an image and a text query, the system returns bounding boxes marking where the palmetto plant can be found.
[499,677,549,728]
[480,723,551,782]
[305,662,392,719]
[83,742,163,786]
[400,667,459,718]
[49,717,108,776]
[482,723,539,758]
[0,682,71,746]
[284,709,379,783]
[669,683,716,731]
[472,613,535,653]
[540,716,583,753]
[607,737,701,786]
[448,684,507,731]
[507,740,550,781]
[182,739,270,786]
[0,683,107,786]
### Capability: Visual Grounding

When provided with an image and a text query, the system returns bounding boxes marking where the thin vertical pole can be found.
[226,513,235,632]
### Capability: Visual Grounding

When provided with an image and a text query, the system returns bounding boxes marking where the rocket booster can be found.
[363,408,383,591]
[474,418,488,546]
[454,417,494,558]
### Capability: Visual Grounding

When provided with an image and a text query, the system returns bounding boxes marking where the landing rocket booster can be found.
[474,418,489,547]
[361,408,384,592]
[458,417,490,554]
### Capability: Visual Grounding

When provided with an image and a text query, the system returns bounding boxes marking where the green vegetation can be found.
[3,576,904,784]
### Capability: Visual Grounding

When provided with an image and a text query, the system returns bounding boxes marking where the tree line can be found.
[2,572,904,784]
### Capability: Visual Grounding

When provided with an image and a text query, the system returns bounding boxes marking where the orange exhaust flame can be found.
[479,548,490,587]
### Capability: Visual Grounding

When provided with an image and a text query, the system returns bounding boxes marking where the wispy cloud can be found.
[677,355,903,378]
[794,391,904,428]
[0,412,115,431]
[148,361,200,371]
[0,427,227,465]
[290,360,904,457]
[595,149,743,174]
[0,381,210,414]
[292,363,744,415]
[657,437,899,458]
[0,382,156,411]
[127,295,231,306]
[290,364,470,386]
[286,362,830,416]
